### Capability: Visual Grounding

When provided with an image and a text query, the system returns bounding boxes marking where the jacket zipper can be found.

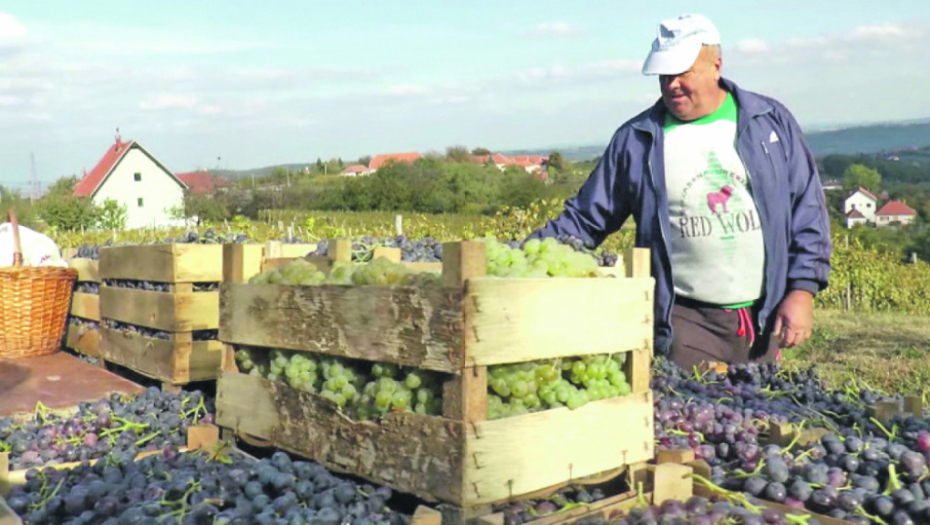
[647,141,676,348]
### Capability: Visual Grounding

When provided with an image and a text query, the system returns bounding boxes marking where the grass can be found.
[782,309,930,399]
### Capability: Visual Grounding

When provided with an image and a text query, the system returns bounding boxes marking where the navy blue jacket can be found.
[530,78,832,354]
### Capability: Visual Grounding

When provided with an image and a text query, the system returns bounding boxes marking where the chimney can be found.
[115,127,122,151]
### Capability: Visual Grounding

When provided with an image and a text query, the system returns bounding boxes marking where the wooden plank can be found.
[626,347,652,394]
[67,258,100,283]
[69,292,100,321]
[100,287,219,332]
[411,506,443,525]
[405,262,443,273]
[279,243,317,258]
[216,371,465,504]
[223,244,264,284]
[463,390,654,505]
[464,278,654,366]
[443,241,487,288]
[0,496,22,525]
[65,324,101,358]
[331,238,353,262]
[442,366,487,422]
[373,247,401,263]
[100,327,222,384]
[219,283,464,373]
[623,248,651,278]
[99,244,223,282]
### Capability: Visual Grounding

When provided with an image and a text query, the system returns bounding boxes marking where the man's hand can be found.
[772,289,814,348]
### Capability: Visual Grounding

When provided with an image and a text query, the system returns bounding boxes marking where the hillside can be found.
[507,120,930,161]
[213,119,930,179]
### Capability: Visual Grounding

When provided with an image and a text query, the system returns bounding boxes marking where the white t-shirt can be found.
[663,92,766,306]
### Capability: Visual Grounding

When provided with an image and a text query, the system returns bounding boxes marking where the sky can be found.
[2,1,930,191]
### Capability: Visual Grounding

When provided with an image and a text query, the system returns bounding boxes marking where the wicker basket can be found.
[0,210,77,358]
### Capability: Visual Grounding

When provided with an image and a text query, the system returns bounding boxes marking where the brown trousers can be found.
[668,297,781,370]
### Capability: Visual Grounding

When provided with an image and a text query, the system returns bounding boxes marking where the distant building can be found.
[821,179,842,191]
[73,135,187,229]
[368,152,422,173]
[469,152,548,175]
[843,187,878,224]
[875,200,917,227]
[175,170,231,195]
[341,164,372,177]
[845,208,869,228]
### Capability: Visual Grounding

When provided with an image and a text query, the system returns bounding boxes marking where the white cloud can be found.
[523,22,583,38]
[736,39,770,55]
[848,23,908,40]
[0,13,27,43]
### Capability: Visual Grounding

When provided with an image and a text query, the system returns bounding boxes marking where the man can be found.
[528,14,831,369]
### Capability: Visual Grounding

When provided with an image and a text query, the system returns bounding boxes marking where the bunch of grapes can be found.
[235,347,445,420]
[484,236,601,278]
[311,235,444,263]
[0,388,213,472]
[103,319,218,342]
[248,257,441,287]
[6,448,410,525]
[487,354,632,419]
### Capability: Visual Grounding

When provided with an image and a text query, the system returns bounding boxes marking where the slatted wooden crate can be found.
[97,244,225,391]
[216,240,655,520]
[61,257,102,359]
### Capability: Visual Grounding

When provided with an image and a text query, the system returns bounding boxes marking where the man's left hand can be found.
[772,289,814,348]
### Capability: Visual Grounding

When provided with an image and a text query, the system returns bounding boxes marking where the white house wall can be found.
[91,147,185,229]
[844,193,876,221]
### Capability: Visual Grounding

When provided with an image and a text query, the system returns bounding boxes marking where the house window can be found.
[137,198,144,208]
[134,172,142,181]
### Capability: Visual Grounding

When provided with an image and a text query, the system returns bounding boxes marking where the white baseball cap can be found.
[642,14,721,76]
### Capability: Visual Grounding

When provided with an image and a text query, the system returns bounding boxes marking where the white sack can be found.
[0,223,69,268]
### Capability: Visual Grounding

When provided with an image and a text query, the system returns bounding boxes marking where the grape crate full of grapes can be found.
[96,244,227,390]
[216,237,657,514]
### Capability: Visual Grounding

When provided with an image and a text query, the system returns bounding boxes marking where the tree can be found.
[357,156,372,167]
[45,175,80,197]
[547,151,568,173]
[471,147,491,156]
[842,164,882,192]
[96,198,127,229]
[445,146,471,162]
[36,195,98,231]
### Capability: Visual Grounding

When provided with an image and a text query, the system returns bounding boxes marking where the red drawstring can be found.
[730,307,756,347]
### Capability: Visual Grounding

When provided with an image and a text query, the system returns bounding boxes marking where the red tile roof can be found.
[876,200,917,217]
[846,208,866,219]
[343,164,369,174]
[74,138,134,197]
[176,171,231,194]
[848,187,877,202]
[369,152,422,170]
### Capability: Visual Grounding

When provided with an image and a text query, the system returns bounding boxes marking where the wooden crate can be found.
[99,328,223,385]
[64,258,102,358]
[98,244,226,389]
[217,240,655,514]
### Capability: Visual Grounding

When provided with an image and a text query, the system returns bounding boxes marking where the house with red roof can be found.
[175,170,231,195]
[875,200,918,227]
[73,134,187,229]
[843,187,878,224]
[845,208,869,229]
[341,164,372,177]
[368,152,422,173]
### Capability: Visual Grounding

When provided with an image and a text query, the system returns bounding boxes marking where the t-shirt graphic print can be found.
[663,92,766,306]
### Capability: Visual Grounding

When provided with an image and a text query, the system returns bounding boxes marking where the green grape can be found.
[404,372,422,389]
